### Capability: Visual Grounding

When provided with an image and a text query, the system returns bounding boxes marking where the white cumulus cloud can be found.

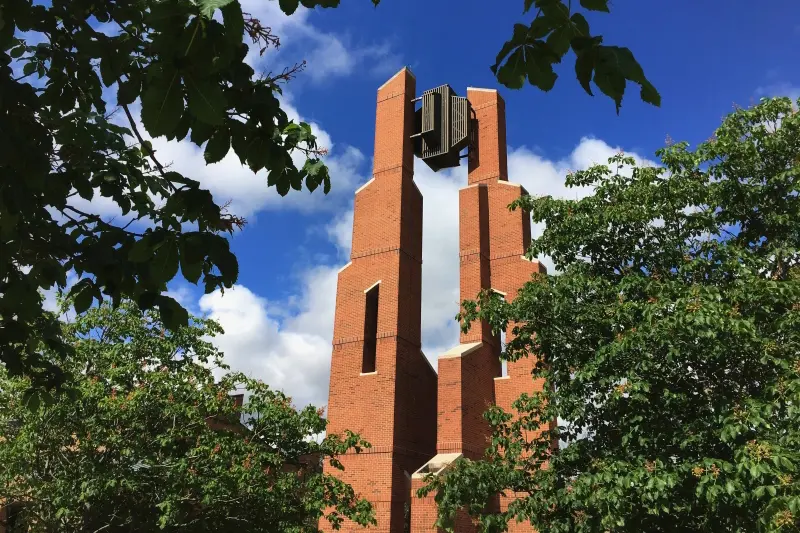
[238,0,401,82]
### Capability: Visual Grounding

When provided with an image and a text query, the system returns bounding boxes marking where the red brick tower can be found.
[322,67,438,533]
[409,88,547,533]
[324,71,548,533]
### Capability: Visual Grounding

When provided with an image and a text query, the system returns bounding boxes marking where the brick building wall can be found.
[321,68,438,533]
[325,70,549,533]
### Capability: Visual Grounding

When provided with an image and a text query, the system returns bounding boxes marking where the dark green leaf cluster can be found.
[1,0,345,385]
[493,0,659,113]
[0,299,375,532]
[424,97,800,532]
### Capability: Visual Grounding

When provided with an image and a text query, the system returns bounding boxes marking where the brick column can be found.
[410,477,442,533]
[468,88,548,533]
[322,67,437,533]
[435,177,500,462]
[458,184,492,345]
[467,88,508,185]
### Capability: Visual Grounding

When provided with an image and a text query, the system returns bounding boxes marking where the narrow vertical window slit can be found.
[362,284,379,373]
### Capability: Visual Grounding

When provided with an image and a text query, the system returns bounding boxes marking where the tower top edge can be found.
[377,67,416,91]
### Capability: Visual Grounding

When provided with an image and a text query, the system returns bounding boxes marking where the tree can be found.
[0,299,374,532]
[420,96,800,532]
[489,0,660,113]
[0,0,349,385]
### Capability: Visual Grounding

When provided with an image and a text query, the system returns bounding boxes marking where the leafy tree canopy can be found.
[491,0,660,113]
[421,96,800,532]
[0,299,374,532]
[0,0,358,385]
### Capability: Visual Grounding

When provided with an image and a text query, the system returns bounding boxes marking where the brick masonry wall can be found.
[466,88,508,185]
[468,88,548,533]
[321,68,437,533]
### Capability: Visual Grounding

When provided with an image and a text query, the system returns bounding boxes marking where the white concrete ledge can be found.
[438,342,482,360]
[412,453,463,478]
[355,178,374,194]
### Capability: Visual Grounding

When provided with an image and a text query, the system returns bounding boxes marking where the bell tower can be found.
[323,70,548,533]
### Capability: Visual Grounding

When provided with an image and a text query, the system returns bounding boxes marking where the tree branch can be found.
[120,102,176,193]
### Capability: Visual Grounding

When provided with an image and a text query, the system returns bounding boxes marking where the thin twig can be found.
[120,102,177,193]
[263,61,306,85]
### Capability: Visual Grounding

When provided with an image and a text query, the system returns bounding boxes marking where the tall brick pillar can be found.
[411,88,549,533]
[469,88,549,533]
[322,67,438,533]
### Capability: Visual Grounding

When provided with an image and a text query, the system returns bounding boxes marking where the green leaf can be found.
[574,49,595,95]
[580,0,610,11]
[156,295,189,330]
[640,80,661,107]
[99,54,119,87]
[198,0,236,17]
[179,235,205,284]
[491,24,528,75]
[598,46,646,84]
[526,47,558,91]
[73,284,94,314]
[569,12,590,37]
[128,236,153,263]
[279,0,301,15]
[204,128,231,164]
[496,48,527,90]
[22,389,41,411]
[210,242,238,284]
[546,24,573,58]
[593,68,625,113]
[150,238,180,284]
[221,1,245,44]
[117,73,141,106]
[186,76,227,126]
[23,61,36,76]
[141,73,184,137]
[190,120,216,147]
[529,14,557,40]
[587,45,660,111]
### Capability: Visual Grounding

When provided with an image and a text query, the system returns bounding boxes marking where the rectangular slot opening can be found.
[362,284,379,374]
[494,290,508,378]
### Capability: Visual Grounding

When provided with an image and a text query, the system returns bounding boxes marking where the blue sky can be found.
[50,0,800,409]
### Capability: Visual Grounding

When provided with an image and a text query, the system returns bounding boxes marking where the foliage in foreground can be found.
[491,0,660,113]
[421,97,800,532]
[1,0,343,385]
[0,300,373,532]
